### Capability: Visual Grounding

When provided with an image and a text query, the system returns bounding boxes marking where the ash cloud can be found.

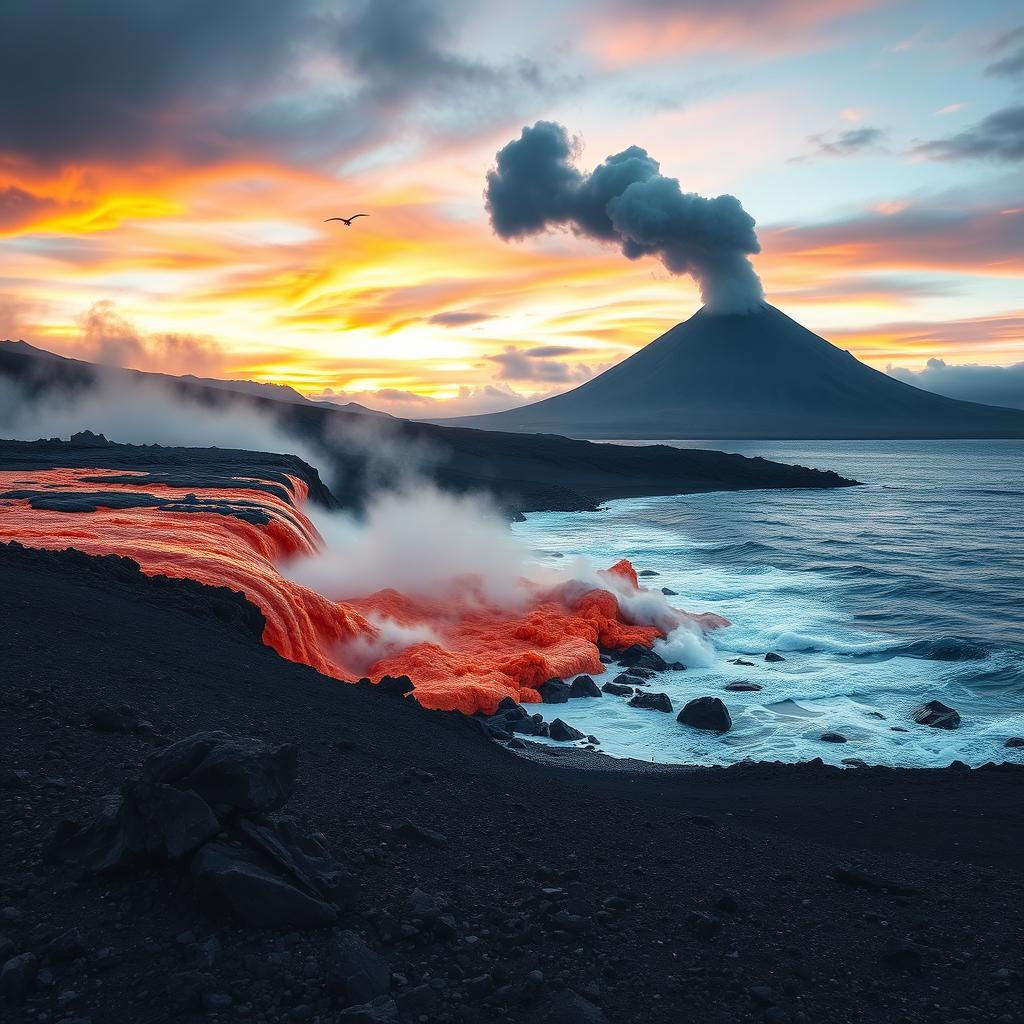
[485,121,764,313]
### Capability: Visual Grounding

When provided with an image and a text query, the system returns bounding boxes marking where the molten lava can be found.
[0,469,725,714]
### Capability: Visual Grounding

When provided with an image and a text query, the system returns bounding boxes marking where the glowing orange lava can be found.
[0,469,721,714]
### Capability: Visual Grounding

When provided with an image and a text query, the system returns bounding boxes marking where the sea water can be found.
[512,440,1024,768]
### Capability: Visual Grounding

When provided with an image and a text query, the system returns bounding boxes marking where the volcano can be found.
[446,304,1024,439]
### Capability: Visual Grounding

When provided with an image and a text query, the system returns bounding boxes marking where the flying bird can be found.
[324,214,369,226]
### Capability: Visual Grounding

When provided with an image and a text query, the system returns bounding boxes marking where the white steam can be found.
[336,614,443,674]
[0,373,324,471]
[285,485,537,607]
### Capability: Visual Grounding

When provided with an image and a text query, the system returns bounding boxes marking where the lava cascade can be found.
[0,469,722,714]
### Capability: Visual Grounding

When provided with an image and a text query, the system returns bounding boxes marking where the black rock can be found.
[538,989,608,1023]
[334,930,390,1004]
[728,658,755,666]
[507,713,549,737]
[395,984,438,1016]
[569,675,601,698]
[678,697,732,732]
[191,841,338,928]
[764,652,786,662]
[820,732,847,743]
[496,697,519,712]
[153,785,220,859]
[600,681,633,697]
[144,731,298,812]
[337,996,400,1023]
[376,674,415,697]
[43,928,87,962]
[637,569,660,577]
[0,953,37,1000]
[538,679,570,704]
[622,666,654,680]
[1004,737,1024,748]
[616,644,668,671]
[841,758,869,768]
[550,719,585,741]
[628,692,673,713]
[724,681,762,692]
[661,587,677,596]
[911,700,961,730]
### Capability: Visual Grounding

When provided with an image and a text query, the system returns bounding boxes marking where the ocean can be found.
[512,439,1024,768]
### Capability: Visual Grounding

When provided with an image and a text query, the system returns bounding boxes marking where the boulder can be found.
[338,997,400,1023]
[538,989,608,1024]
[153,786,220,859]
[764,652,786,662]
[334,930,390,1004]
[600,681,633,697]
[0,953,38,1000]
[617,644,668,671]
[144,732,298,812]
[569,675,601,698]
[549,719,585,741]
[820,732,847,743]
[1005,737,1024,748]
[724,681,762,692]
[191,842,338,928]
[376,674,414,697]
[538,679,570,704]
[628,692,673,713]
[678,697,732,733]
[728,658,755,667]
[661,587,677,596]
[622,666,654,680]
[911,700,960,730]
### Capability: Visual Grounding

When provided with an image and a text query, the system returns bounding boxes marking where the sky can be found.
[1,0,1022,417]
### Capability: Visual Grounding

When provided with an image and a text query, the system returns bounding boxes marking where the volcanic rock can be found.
[764,652,786,662]
[725,681,762,692]
[376,674,415,697]
[617,644,668,671]
[820,732,847,743]
[334,930,391,1004]
[622,666,654,680]
[601,681,633,696]
[678,697,732,732]
[337,995,400,1023]
[728,658,755,667]
[661,587,677,595]
[538,988,608,1024]
[1005,737,1024,748]
[539,679,570,704]
[550,719,586,741]
[144,731,297,812]
[911,700,961,730]
[628,692,673,713]
[191,841,338,928]
[637,569,659,577]
[0,953,38,1000]
[153,785,220,859]
[569,674,601,698]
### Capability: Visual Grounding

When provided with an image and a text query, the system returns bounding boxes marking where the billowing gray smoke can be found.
[485,121,764,313]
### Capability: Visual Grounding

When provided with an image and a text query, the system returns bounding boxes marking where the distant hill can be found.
[0,338,855,512]
[443,304,1024,439]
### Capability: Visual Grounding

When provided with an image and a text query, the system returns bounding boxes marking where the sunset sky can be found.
[1,0,1022,416]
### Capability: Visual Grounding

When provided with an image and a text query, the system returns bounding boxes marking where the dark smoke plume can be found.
[485,121,764,313]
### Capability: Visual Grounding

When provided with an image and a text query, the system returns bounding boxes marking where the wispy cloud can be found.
[912,105,1024,162]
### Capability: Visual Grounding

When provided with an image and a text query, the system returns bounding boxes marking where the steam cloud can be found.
[0,368,718,669]
[485,121,765,313]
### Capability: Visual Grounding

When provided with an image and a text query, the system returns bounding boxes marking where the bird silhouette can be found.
[324,214,369,226]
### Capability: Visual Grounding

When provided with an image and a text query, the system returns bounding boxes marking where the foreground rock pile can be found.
[46,732,355,929]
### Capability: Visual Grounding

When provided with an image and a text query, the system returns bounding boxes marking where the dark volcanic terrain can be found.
[2,542,1023,1024]
[0,343,857,513]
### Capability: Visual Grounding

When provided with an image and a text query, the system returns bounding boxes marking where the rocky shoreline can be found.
[3,542,1023,1024]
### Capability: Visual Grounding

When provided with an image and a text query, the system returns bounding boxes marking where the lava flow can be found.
[0,468,725,714]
